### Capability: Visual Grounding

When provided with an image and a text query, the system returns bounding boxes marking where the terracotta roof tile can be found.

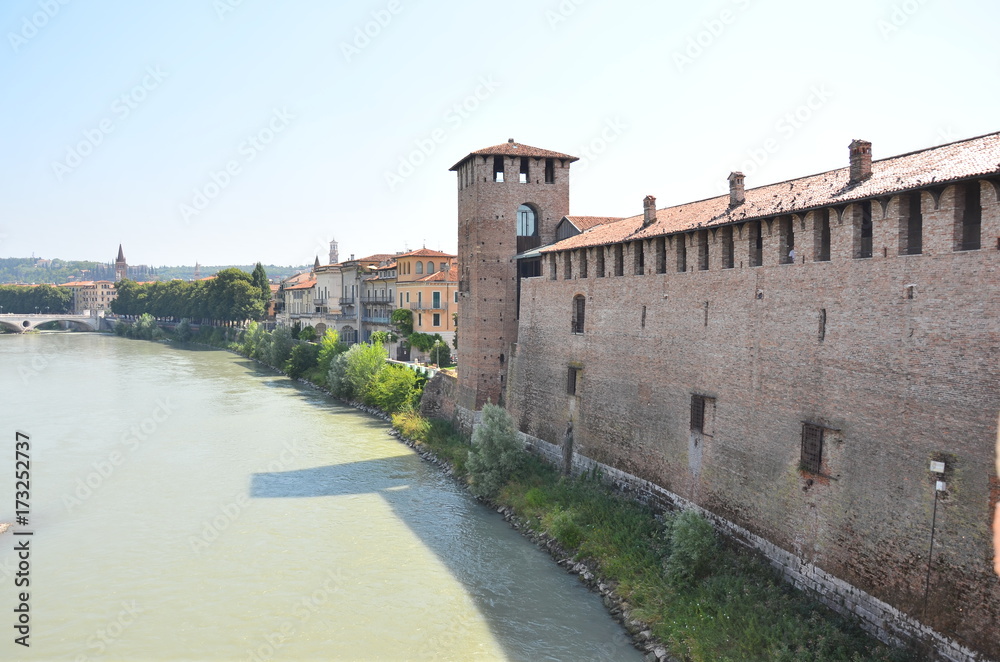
[543,131,1000,253]
[397,248,456,258]
[563,216,624,232]
[450,140,578,170]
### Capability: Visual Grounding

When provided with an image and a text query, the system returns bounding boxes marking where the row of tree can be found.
[112,265,271,323]
[0,284,72,314]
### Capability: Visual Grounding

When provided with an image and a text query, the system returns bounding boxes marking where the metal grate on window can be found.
[801,423,824,474]
[690,395,705,432]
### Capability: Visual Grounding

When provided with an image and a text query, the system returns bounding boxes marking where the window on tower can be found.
[517,204,540,254]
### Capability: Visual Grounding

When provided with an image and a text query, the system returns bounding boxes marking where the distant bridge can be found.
[0,314,102,333]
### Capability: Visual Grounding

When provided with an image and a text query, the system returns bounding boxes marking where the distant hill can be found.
[0,257,309,284]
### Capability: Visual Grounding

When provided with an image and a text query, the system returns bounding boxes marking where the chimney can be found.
[728,171,745,206]
[849,139,872,183]
[643,195,657,228]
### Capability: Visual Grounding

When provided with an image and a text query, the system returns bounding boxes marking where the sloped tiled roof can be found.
[563,216,623,232]
[415,264,458,283]
[397,248,456,259]
[543,131,1000,253]
[284,275,316,291]
[450,140,578,170]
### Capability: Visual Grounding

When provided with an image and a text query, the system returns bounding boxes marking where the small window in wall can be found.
[571,295,585,334]
[814,209,831,261]
[857,202,873,258]
[697,230,709,270]
[901,193,923,255]
[750,221,763,267]
[614,244,624,276]
[517,204,537,237]
[957,182,982,251]
[417,313,423,327]
[493,156,504,182]
[656,237,667,274]
[677,235,688,272]
[595,249,605,278]
[432,313,441,326]
[545,158,555,184]
[800,423,825,474]
[564,252,573,280]
[634,241,645,275]
[722,227,735,269]
[454,291,459,304]
[519,157,530,184]
[567,366,582,395]
[690,394,714,434]
[416,261,424,275]
[579,249,588,278]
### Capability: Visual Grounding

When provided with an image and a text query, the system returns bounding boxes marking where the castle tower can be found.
[450,139,577,409]
[329,238,339,264]
[114,244,127,282]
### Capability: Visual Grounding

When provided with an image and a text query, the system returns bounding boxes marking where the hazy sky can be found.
[1,0,997,268]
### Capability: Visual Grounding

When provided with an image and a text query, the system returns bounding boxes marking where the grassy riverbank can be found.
[393,410,910,662]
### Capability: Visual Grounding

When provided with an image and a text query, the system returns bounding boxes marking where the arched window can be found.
[571,295,585,334]
[517,204,537,237]
[416,261,423,274]
[427,261,434,273]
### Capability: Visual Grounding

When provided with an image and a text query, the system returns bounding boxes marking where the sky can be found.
[1,0,998,269]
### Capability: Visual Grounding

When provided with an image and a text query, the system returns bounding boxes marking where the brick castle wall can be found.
[506,181,1000,659]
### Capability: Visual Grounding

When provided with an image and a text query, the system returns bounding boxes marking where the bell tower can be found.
[450,139,577,410]
[114,244,127,282]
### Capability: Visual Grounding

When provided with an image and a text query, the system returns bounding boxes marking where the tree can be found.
[340,340,387,400]
[429,340,451,366]
[364,364,420,413]
[251,262,271,311]
[299,325,317,342]
[451,312,458,350]
[285,342,320,379]
[266,325,294,368]
[466,403,525,499]
[316,328,344,376]
[175,318,193,342]
[391,308,413,336]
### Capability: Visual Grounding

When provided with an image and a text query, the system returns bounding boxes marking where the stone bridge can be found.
[0,314,102,333]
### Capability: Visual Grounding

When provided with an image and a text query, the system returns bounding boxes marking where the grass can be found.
[393,412,913,662]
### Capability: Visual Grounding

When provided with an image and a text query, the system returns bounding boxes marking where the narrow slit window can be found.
[614,244,624,276]
[858,202,873,258]
[677,235,688,272]
[815,209,831,261]
[519,157,530,184]
[544,158,555,184]
[571,295,586,334]
[656,237,667,274]
[564,252,573,280]
[779,216,795,264]
[595,248,605,278]
[567,366,581,395]
[958,182,981,251]
[903,193,923,255]
[579,249,588,278]
[722,227,735,269]
[698,230,709,270]
[800,423,824,474]
[493,156,504,183]
[634,241,645,275]
[750,222,763,267]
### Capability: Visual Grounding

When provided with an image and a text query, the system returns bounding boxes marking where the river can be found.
[0,332,641,661]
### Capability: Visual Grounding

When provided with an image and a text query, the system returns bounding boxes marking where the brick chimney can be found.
[849,139,872,183]
[643,195,657,228]
[728,171,745,206]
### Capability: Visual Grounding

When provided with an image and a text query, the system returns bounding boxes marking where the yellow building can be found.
[59,280,117,314]
[395,249,458,353]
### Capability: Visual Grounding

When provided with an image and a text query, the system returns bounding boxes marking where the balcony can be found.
[313,297,326,306]
[408,302,449,311]
[339,297,355,305]
[362,315,392,324]
[360,295,394,304]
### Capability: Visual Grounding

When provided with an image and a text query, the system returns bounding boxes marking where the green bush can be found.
[339,341,387,400]
[364,364,421,413]
[175,318,193,342]
[391,410,431,440]
[545,508,584,549]
[298,325,317,342]
[663,509,719,589]
[284,341,320,379]
[466,403,526,499]
[266,326,293,369]
[428,340,451,366]
[316,329,345,376]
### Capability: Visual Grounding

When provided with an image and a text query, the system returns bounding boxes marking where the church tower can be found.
[114,244,128,282]
[450,139,577,410]
[329,238,339,264]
